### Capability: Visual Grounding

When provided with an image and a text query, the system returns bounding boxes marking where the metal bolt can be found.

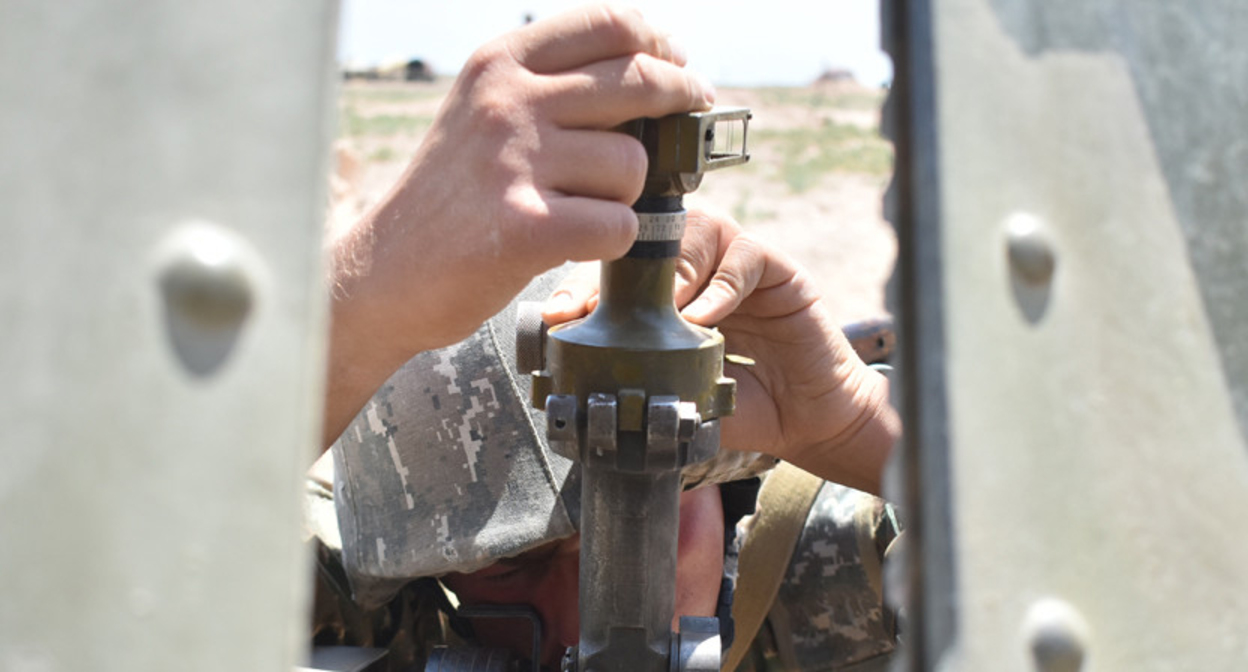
[677,401,700,442]
[159,228,253,330]
[1024,598,1089,672]
[561,646,578,672]
[713,377,736,418]
[587,394,619,463]
[156,223,258,377]
[1006,213,1056,286]
[618,388,646,433]
[545,395,579,442]
[530,371,553,409]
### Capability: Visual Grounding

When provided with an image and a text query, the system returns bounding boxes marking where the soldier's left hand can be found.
[543,209,899,495]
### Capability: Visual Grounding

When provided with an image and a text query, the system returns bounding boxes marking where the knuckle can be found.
[502,186,550,230]
[675,255,703,290]
[598,204,639,254]
[459,51,532,134]
[713,266,747,296]
[461,50,489,79]
[715,241,765,295]
[733,232,764,258]
[463,41,508,79]
[595,3,646,44]
[623,55,694,110]
[677,244,712,284]
[685,74,702,108]
[472,87,531,139]
[674,221,719,290]
[624,54,656,92]
[617,136,648,175]
[473,89,511,126]
[614,136,649,199]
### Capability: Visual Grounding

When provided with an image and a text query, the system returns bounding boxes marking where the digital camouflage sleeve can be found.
[735,482,901,672]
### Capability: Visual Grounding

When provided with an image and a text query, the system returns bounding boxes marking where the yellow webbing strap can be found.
[723,462,825,671]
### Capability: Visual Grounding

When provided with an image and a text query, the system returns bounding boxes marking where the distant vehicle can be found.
[814,67,856,85]
[343,58,435,82]
[402,59,435,82]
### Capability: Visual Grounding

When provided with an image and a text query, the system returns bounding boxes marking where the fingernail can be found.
[695,72,717,108]
[667,35,688,66]
[546,291,574,315]
[682,297,710,320]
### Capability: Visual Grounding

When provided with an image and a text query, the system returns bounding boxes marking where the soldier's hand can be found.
[543,209,899,495]
[323,5,714,447]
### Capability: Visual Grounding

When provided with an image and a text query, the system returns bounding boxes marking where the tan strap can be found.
[723,462,825,671]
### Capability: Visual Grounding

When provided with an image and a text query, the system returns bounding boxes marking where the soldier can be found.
[313,5,901,671]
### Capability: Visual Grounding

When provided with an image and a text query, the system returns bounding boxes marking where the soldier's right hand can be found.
[322,5,716,447]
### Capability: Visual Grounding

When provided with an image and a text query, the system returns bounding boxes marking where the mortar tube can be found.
[577,463,681,672]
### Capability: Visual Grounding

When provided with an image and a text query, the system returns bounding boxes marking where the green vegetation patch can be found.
[754,86,885,111]
[342,85,448,105]
[340,109,434,138]
[752,121,893,192]
[731,189,778,225]
[369,146,400,163]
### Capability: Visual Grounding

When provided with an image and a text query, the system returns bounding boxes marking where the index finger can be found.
[680,234,767,325]
[508,4,684,74]
[673,208,743,307]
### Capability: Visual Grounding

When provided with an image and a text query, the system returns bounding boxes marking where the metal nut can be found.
[159,227,253,330]
[1006,213,1057,286]
[586,394,618,460]
[618,389,646,433]
[530,371,553,410]
[676,401,700,442]
[1023,598,1089,672]
[156,223,259,377]
[545,395,579,442]
[713,377,737,418]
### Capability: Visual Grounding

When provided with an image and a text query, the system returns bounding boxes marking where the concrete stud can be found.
[1024,598,1090,672]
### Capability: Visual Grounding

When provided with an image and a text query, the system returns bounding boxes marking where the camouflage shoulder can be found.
[745,482,900,672]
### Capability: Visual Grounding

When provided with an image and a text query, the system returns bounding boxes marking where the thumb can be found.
[542,261,601,325]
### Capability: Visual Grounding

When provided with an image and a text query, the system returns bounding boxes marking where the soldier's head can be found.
[330,269,770,667]
[438,484,725,666]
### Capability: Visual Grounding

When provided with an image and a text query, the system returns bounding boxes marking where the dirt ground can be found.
[330,79,896,324]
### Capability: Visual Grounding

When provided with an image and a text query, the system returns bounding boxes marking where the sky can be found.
[337,0,893,87]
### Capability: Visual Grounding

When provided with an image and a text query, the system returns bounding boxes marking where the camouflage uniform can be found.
[732,482,900,672]
[308,269,900,671]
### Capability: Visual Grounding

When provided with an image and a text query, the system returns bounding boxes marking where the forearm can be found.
[320,206,420,449]
[321,303,408,450]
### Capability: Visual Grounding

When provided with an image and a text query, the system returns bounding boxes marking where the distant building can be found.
[403,59,434,82]
[814,67,857,85]
[343,58,435,82]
